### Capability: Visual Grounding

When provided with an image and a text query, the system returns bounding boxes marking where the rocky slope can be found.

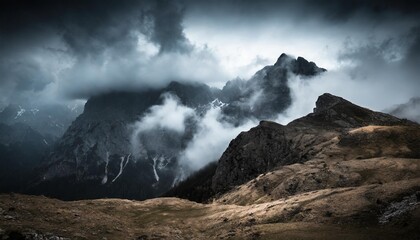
[27,54,324,200]
[211,93,417,194]
[1,93,419,239]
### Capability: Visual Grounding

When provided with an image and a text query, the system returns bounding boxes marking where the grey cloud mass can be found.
[0,0,419,112]
[0,0,197,105]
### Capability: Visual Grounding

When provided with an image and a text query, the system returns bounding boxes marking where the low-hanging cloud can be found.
[387,97,420,123]
[178,105,256,174]
[132,93,195,134]
[277,30,420,124]
[130,93,195,159]
[130,92,257,181]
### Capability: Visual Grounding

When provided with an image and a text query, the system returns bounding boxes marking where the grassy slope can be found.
[1,125,420,239]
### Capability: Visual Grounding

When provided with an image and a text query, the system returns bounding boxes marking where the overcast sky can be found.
[0,0,419,114]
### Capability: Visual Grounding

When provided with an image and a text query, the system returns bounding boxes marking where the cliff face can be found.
[212,93,418,194]
[30,82,215,200]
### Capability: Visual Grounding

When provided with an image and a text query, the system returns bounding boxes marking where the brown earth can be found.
[0,188,419,240]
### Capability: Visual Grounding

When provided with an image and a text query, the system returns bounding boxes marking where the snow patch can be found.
[111,154,131,183]
[157,156,169,170]
[211,98,227,108]
[30,108,39,115]
[14,106,26,119]
[101,151,110,184]
[152,156,160,182]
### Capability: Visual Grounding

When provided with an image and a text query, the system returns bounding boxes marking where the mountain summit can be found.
[220,53,326,121]
[289,93,414,128]
[274,53,326,75]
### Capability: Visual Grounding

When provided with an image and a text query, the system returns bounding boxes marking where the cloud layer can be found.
[129,92,257,181]
[0,0,231,107]
[0,0,419,118]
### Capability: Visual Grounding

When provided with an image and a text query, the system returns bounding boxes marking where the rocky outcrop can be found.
[289,93,414,128]
[212,93,418,194]
[211,121,296,193]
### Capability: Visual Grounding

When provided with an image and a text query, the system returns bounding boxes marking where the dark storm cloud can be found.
[150,1,193,53]
[0,0,419,107]
[404,26,420,66]
[184,0,420,21]
[0,0,196,105]
[0,0,190,55]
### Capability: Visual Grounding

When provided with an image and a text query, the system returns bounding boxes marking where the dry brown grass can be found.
[1,125,420,239]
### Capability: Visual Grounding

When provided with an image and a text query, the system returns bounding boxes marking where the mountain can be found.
[1,93,419,240]
[0,103,82,194]
[168,93,418,199]
[0,103,82,139]
[26,54,325,200]
[387,97,420,123]
[212,93,417,194]
[28,82,214,200]
[0,123,52,192]
[219,53,326,123]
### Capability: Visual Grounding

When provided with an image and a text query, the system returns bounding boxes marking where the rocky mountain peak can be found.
[274,53,294,67]
[288,93,415,128]
[273,53,326,76]
[313,93,349,114]
[294,56,326,76]
[219,53,326,121]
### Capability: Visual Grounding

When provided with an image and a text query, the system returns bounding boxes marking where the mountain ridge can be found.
[165,93,419,202]
[211,93,417,194]
[26,53,326,200]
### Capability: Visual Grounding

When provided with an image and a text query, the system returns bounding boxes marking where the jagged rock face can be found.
[212,122,296,193]
[212,93,418,194]
[31,82,215,200]
[289,93,413,128]
[219,54,326,122]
